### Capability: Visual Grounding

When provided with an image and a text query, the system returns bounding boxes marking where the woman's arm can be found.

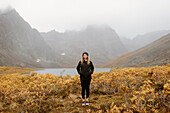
[76,61,81,74]
[90,61,94,74]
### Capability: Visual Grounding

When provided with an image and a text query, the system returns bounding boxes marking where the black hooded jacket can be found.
[76,60,94,80]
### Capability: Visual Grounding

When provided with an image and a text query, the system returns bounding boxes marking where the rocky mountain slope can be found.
[0,9,60,67]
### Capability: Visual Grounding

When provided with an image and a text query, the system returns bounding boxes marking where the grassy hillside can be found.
[103,33,170,68]
[0,65,170,112]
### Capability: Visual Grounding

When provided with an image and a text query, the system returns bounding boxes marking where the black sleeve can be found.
[76,61,81,74]
[90,61,94,74]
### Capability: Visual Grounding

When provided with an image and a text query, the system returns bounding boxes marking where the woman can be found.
[76,52,94,106]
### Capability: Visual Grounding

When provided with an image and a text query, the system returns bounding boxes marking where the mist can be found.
[0,6,13,15]
[0,0,170,39]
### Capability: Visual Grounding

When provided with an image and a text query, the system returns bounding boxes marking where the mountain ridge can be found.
[41,24,128,66]
[103,33,170,67]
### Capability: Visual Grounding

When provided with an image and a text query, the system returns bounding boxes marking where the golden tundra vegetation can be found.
[0,65,170,113]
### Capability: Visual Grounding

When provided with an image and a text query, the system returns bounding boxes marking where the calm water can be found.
[30,68,111,76]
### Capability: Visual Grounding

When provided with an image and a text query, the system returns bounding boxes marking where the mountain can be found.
[0,9,60,67]
[41,25,128,66]
[103,33,170,67]
[120,30,170,52]
[0,9,128,67]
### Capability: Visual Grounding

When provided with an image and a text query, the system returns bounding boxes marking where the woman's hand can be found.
[89,70,92,75]
[78,70,82,75]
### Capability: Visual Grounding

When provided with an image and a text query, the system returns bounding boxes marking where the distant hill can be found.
[41,25,128,66]
[120,30,170,52]
[103,33,170,67]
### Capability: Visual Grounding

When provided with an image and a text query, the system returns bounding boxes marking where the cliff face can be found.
[0,9,59,67]
[41,25,128,66]
[104,33,170,67]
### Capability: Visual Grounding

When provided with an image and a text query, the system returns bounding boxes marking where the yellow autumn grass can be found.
[0,64,170,113]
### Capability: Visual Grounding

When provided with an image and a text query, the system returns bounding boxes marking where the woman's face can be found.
[83,54,88,59]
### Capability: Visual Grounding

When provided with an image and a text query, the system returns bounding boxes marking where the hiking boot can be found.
[82,101,85,106]
[86,101,89,106]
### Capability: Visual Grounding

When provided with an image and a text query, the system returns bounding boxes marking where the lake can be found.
[30,68,111,76]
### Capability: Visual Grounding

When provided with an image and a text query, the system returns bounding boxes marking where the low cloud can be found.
[0,6,13,15]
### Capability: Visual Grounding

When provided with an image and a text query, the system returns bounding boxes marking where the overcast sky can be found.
[0,0,170,39]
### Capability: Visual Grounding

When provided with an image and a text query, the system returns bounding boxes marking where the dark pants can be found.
[80,78,91,99]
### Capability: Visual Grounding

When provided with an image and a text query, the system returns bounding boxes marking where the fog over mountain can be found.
[0,9,128,67]
[41,25,128,66]
[0,8,170,68]
[1,0,170,39]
